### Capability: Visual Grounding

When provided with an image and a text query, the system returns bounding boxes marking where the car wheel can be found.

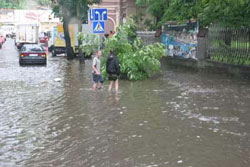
[19,59,24,65]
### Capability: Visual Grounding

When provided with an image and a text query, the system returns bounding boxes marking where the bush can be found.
[36,0,50,6]
[78,33,103,58]
[102,19,165,80]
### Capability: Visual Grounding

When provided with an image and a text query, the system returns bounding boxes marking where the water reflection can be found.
[108,93,120,107]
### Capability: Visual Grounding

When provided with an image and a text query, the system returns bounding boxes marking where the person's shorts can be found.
[108,74,118,81]
[92,73,104,83]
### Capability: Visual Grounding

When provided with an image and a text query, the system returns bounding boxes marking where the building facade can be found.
[91,0,154,34]
[91,0,121,34]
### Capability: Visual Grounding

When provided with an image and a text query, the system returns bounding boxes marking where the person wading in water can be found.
[106,50,120,92]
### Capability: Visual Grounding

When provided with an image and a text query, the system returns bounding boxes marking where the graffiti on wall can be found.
[162,21,198,59]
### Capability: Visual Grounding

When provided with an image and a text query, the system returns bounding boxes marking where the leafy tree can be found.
[78,33,103,58]
[161,0,202,24]
[0,0,25,9]
[199,0,250,27]
[36,0,50,6]
[51,0,101,59]
[136,0,170,29]
[200,0,250,47]
[136,0,250,28]
[102,19,165,80]
[136,0,202,28]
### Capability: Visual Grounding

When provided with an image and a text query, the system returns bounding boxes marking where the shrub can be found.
[78,33,103,58]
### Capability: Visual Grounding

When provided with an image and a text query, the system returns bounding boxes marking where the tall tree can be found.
[136,0,250,28]
[161,0,202,24]
[51,0,101,59]
[199,0,250,27]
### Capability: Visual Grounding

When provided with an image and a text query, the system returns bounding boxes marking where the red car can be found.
[0,35,6,49]
[19,44,47,65]
[39,36,49,44]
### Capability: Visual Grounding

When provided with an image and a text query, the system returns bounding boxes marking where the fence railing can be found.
[208,25,250,65]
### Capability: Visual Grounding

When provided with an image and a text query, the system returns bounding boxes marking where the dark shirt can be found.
[106,54,120,75]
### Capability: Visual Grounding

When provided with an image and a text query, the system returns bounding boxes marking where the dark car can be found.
[19,44,47,65]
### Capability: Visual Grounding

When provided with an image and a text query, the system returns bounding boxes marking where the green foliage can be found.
[144,19,157,31]
[36,0,50,6]
[210,54,250,66]
[136,0,202,27]
[0,0,25,9]
[136,0,169,28]
[161,0,202,24]
[136,0,250,28]
[131,13,157,31]
[78,33,103,58]
[102,19,165,81]
[51,0,101,22]
[199,0,250,27]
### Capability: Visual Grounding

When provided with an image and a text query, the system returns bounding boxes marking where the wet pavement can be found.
[0,38,250,167]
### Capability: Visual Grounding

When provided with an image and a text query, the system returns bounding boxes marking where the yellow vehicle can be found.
[49,24,79,56]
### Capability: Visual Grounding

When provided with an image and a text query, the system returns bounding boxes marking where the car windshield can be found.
[22,45,43,52]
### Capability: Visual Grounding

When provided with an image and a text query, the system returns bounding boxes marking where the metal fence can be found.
[208,24,250,65]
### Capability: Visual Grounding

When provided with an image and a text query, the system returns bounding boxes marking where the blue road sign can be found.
[93,21,105,34]
[89,8,108,21]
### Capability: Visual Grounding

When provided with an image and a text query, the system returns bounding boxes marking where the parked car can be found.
[19,44,47,65]
[39,36,49,44]
[39,31,50,46]
[0,35,6,49]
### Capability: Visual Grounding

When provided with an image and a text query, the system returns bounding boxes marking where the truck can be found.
[15,24,39,50]
[49,24,79,57]
[1,25,15,38]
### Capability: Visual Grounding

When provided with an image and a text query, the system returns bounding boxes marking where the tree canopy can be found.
[0,0,25,9]
[136,0,250,27]
[136,0,169,27]
[36,0,50,6]
[199,0,250,27]
[51,0,101,23]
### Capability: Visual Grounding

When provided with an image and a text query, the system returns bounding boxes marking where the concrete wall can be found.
[120,0,155,30]
[162,56,250,80]
[137,31,161,45]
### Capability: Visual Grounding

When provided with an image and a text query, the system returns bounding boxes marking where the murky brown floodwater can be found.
[0,39,250,167]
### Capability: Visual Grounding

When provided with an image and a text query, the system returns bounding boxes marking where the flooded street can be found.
[1,39,250,167]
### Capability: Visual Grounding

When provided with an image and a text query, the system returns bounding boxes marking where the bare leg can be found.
[108,81,113,92]
[92,83,97,91]
[97,82,103,89]
[115,79,119,92]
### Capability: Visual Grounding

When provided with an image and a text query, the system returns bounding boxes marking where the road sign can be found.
[93,21,105,34]
[89,8,108,21]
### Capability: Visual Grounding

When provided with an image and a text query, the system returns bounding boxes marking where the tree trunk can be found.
[154,16,162,37]
[63,15,74,60]
[76,2,82,31]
